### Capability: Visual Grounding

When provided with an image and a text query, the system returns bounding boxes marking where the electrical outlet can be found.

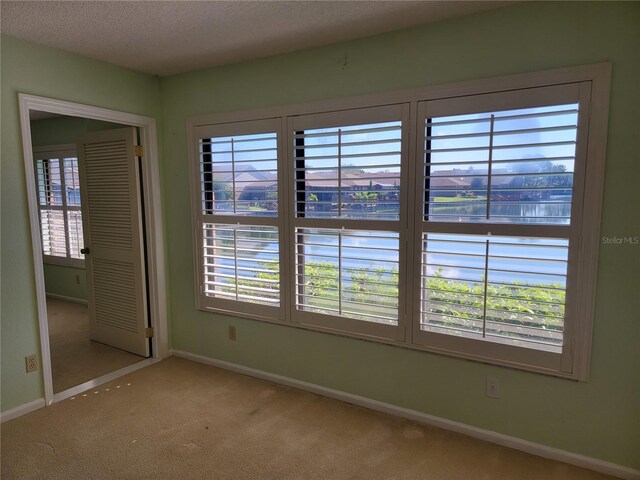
[25,355,38,373]
[485,377,500,399]
[228,325,237,341]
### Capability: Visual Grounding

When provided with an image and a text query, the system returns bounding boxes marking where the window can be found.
[190,65,609,379]
[289,106,408,339]
[34,145,84,267]
[412,83,591,372]
[193,119,285,320]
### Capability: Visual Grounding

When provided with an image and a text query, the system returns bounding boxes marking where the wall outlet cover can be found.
[486,377,500,399]
[25,354,38,373]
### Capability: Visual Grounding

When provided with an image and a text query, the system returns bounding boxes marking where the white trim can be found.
[46,293,87,305]
[52,358,159,403]
[0,398,46,423]
[19,93,169,407]
[171,349,640,480]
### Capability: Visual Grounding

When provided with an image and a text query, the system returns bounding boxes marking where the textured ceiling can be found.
[1,1,511,76]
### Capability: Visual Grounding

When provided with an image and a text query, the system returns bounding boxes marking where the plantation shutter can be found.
[413,82,591,372]
[33,147,85,266]
[193,118,285,320]
[289,104,409,341]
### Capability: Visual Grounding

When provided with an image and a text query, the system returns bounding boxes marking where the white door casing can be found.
[77,127,150,357]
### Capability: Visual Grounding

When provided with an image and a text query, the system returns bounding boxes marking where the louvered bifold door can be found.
[77,128,149,357]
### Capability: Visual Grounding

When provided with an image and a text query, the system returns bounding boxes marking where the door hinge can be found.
[145,327,154,338]
[135,145,144,157]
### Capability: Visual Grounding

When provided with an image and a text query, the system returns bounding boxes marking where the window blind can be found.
[35,154,84,262]
[294,121,402,220]
[195,120,282,316]
[295,228,399,324]
[425,104,578,224]
[420,233,568,352]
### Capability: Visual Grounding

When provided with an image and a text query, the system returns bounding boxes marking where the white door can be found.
[77,127,150,357]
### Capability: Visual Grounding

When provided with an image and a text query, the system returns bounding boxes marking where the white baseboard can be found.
[46,293,87,304]
[171,349,640,480]
[1,398,45,423]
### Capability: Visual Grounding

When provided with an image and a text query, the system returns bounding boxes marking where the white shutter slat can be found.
[424,102,579,225]
[199,131,278,218]
[293,120,402,221]
[420,233,568,353]
[202,223,280,306]
[295,227,399,325]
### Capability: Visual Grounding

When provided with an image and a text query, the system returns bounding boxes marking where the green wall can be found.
[0,35,162,411]
[43,264,87,301]
[160,2,639,469]
[30,116,123,147]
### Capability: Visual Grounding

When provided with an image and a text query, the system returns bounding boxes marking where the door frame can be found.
[19,93,169,405]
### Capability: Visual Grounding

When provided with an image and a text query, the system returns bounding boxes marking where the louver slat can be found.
[294,122,402,221]
[425,104,579,224]
[199,133,278,217]
[84,140,132,249]
[420,233,568,353]
[295,228,399,325]
[202,224,280,306]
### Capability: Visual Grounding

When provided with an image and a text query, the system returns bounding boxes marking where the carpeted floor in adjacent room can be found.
[1,356,617,480]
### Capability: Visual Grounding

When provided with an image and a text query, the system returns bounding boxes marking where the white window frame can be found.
[33,144,85,268]
[187,63,610,380]
[286,105,410,341]
[190,118,288,322]
[411,83,591,375]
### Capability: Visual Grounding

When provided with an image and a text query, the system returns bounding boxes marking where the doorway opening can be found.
[19,95,168,405]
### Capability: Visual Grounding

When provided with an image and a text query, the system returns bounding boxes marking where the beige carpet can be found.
[47,297,144,393]
[1,357,615,480]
